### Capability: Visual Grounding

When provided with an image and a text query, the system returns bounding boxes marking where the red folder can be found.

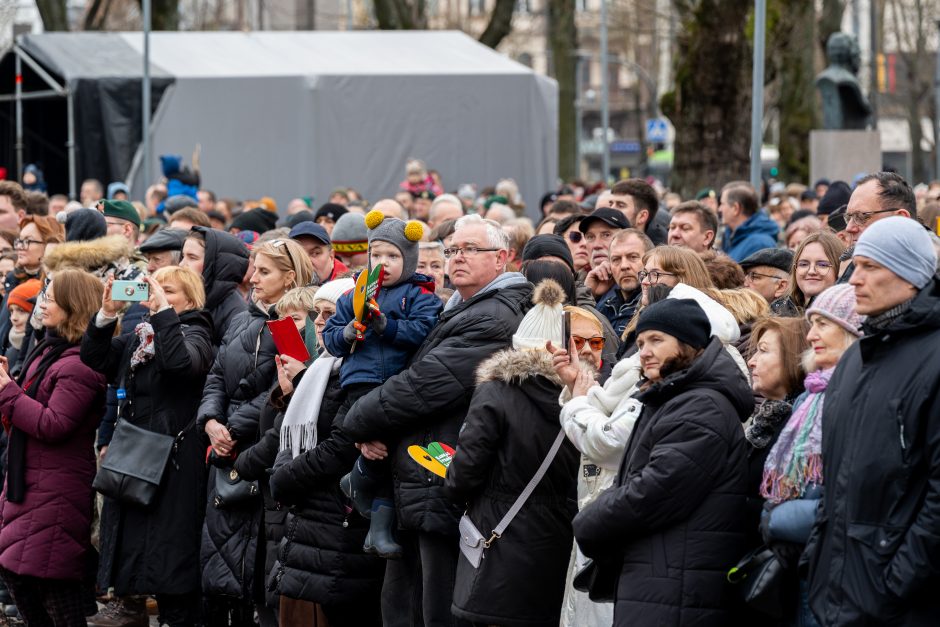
[266,317,311,363]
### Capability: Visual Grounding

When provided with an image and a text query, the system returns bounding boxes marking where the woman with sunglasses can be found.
[771,231,845,317]
[197,238,313,627]
[551,282,743,627]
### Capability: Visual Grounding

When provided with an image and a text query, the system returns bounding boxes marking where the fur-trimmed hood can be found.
[43,235,134,273]
[476,348,562,386]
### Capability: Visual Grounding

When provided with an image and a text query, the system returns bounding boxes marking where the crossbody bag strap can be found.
[485,429,567,546]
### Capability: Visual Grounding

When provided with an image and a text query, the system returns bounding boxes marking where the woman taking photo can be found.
[0,268,106,626]
[759,284,864,625]
[771,231,844,316]
[198,238,312,627]
[80,267,213,627]
[573,298,752,627]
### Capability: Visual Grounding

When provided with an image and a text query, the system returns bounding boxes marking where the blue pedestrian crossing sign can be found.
[646,118,669,143]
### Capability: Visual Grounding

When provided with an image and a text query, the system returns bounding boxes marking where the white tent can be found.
[2,31,558,214]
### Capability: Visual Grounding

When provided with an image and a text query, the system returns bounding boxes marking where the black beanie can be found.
[636,298,711,349]
[286,210,315,228]
[230,209,278,234]
[60,208,108,242]
[315,203,348,222]
[817,181,851,215]
[522,234,575,273]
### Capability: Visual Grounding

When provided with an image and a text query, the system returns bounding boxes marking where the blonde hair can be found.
[276,286,319,317]
[49,269,102,343]
[716,288,770,325]
[253,239,314,288]
[564,305,603,335]
[152,266,206,310]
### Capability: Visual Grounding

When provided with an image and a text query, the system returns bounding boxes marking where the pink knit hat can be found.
[805,284,866,337]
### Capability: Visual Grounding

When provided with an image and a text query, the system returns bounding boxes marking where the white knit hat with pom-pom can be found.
[512,279,566,351]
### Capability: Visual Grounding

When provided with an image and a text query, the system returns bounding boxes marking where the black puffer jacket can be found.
[444,349,578,627]
[343,278,532,536]
[268,365,385,607]
[197,303,278,599]
[807,278,940,626]
[80,308,214,595]
[233,385,288,608]
[195,226,249,347]
[574,337,753,627]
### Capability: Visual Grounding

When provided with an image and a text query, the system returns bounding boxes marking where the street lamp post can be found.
[749,0,766,190]
[142,0,151,195]
[600,0,609,183]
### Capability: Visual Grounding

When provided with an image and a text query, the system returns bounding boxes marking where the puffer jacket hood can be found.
[476,348,562,424]
[668,283,740,343]
[636,336,754,422]
[196,227,249,311]
[43,235,134,273]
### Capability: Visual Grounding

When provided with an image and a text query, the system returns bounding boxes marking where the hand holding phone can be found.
[111,280,150,302]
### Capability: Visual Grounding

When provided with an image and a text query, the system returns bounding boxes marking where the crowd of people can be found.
[0,159,936,627]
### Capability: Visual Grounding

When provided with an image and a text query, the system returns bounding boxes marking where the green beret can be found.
[101,200,141,228]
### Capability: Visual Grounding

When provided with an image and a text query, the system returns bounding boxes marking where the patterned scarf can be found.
[130,321,156,370]
[760,368,833,504]
[745,399,793,449]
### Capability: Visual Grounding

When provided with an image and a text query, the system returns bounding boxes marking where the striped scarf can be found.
[760,368,833,504]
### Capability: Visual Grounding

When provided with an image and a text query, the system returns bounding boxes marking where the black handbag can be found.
[93,418,190,507]
[572,556,619,603]
[727,546,786,618]
[212,465,259,509]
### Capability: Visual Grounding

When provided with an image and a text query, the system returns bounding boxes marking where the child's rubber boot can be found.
[363,498,403,559]
[340,458,375,519]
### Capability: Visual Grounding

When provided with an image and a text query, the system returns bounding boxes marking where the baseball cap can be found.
[578,207,631,233]
[289,222,331,245]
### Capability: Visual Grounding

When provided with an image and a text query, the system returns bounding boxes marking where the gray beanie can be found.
[365,209,424,283]
[854,216,937,289]
[331,212,368,255]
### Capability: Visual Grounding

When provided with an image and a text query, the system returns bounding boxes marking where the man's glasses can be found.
[567,231,583,244]
[844,208,898,227]
[572,335,605,351]
[638,270,677,284]
[745,271,782,282]
[796,260,833,275]
[443,246,500,259]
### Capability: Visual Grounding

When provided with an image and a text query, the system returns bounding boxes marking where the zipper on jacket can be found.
[896,412,907,452]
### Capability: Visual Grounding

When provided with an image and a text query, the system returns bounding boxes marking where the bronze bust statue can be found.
[816,33,873,130]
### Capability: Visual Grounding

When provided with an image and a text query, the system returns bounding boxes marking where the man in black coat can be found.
[807,217,940,625]
[343,214,532,627]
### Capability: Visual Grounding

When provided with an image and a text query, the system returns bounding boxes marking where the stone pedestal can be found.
[810,130,881,186]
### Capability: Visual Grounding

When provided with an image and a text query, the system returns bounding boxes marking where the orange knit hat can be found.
[7,279,42,313]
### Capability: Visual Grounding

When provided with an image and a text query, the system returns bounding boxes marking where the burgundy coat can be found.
[0,345,106,580]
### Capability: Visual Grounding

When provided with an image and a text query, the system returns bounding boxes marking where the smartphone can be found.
[562,311,571,352]
[111,280,150,302]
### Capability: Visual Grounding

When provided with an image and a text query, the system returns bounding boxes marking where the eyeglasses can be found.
[796,260,833,275]
[638,270,677,284]
[443,246,500,259]
[745,271,783,282]
[844,208,898,227]
[572,335,605,351]
[13,238,43,249]
[567,231,583,244]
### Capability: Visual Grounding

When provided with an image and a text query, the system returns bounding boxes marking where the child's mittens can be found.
[371,311,387,335]
[343,320,360,344]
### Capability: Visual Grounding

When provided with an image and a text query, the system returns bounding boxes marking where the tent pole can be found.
[67,89,76,200]
[142,0,151,195]
[15,51,23,183]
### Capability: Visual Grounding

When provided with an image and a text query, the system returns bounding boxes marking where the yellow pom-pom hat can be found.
[365,210,425,281]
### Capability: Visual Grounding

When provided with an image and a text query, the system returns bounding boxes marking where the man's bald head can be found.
[372,198,406,220]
